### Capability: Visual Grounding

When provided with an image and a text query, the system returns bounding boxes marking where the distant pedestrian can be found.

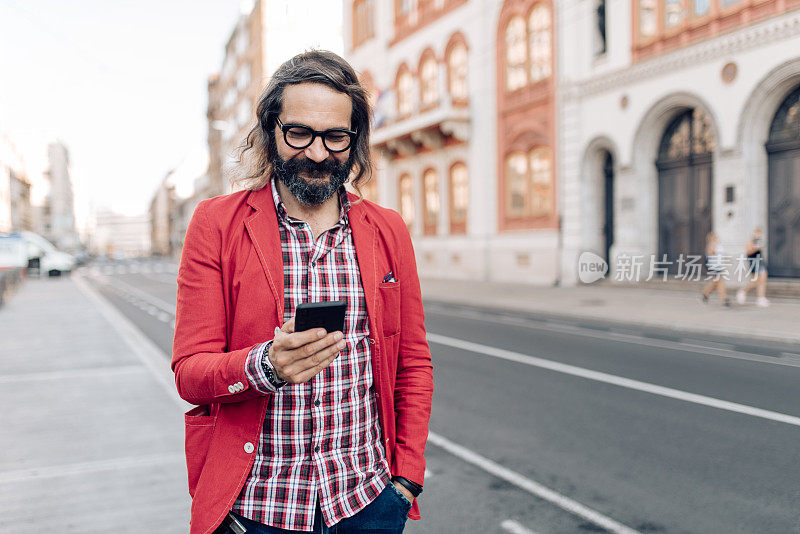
[736,227,770,307]
[701,232,730,306]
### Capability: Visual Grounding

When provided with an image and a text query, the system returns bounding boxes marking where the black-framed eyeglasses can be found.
[275,117,356,153]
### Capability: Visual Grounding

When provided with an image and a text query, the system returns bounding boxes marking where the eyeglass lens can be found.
[284,126,352,152]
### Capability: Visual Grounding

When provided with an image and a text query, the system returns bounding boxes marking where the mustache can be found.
[276,156,347,178]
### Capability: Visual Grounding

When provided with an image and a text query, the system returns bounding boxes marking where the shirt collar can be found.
[270,178,351,226]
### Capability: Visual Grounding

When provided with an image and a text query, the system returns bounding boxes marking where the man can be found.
[172,50,434,534]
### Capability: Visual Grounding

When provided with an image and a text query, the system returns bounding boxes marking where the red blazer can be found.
[172,186,434,534]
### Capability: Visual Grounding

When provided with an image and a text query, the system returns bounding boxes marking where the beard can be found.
[272,150,353,206]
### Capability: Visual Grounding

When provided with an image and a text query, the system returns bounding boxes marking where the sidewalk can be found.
[421,278,800,345]
[0,275,189,532]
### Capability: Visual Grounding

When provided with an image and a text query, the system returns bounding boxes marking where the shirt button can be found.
[314,399,321,407]
[244,442,255,454]
[314,445,320,452]
[310,261,316,268]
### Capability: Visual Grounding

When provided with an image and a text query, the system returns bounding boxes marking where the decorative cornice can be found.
[567,12,800,99]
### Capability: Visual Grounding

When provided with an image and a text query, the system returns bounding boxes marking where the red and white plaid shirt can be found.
[235,179,390,531]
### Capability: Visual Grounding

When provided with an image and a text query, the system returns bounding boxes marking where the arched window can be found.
[447,41,469,102]
[399,173,415,230]
[423,168,439,235]
[505,147,554,218]
[449,162,468,234]
[397,66,414,117]
[420,55,439,108]
[528,4,551,83]
[504,16,527,91]
[529,147,552,216]
[506,152,528,216]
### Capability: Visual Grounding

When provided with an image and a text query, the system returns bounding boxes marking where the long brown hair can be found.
[233,50,373,195]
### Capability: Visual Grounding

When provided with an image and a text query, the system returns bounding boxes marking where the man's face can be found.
[273,82,354,205]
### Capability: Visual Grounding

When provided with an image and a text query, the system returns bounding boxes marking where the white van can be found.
[21,231,76,276]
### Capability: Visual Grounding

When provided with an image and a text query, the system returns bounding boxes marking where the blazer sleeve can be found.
[171,200,267,406]
[391,212,434,486]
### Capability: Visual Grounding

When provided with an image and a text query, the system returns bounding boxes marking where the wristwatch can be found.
[392,476,423,498]
[261,340,287,389]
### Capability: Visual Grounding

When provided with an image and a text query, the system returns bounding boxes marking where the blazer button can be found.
[244,442,255,454]
[228,385,236,394]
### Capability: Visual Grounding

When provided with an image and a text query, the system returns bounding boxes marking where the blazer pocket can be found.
[378,281,401,337]
[184,405,216,497]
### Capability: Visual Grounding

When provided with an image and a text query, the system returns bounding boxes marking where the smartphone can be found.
[295,300,347,333]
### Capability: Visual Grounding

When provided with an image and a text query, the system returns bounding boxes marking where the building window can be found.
[528,4,551,83]
[505,147,553,218]
[423,168,439,235]
[449,162,468,234]
[664,0,684,28]
[237,99,251,129]
[237,64,250,92]
[505,16,527,91]
[353,0,375,47]
[595,0,607,55]
[506,152,528,216]
[447,41,468,102]
[397,66,414,117]
[529,147,552,216]
[361,175,378,203]
[420,54,439,108]
[638,0,657,38]
[693,0,710,16]
[399,173,415,230]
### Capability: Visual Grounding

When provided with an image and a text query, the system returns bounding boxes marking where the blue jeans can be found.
[221,483,411,534]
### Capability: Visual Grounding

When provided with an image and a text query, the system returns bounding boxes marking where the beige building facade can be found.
[345,0,800,285]
[207,0,343,197]
[344,0,561,284]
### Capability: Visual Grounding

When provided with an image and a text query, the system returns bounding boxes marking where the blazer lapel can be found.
[348,196,378,341]
[245,188,284,321]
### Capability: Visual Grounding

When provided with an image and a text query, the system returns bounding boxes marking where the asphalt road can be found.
[82,259,800,534]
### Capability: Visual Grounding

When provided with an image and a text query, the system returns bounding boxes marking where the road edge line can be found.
[427,333,800,428]
[73,274,189,411]
[427,431,641,534]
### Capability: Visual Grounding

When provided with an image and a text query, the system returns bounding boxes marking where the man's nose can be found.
[303,136,329,162]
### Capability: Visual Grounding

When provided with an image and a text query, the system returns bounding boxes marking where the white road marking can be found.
[73,275,189,410]
[0,452,185,484]
[158,311,171,322]
[427,333,800,428]
[424,468,432,479]
[428,307,800,368]
[427,432,641,534]
[500,519,539,534]
[102,276,176,315]
[0,365,145,384]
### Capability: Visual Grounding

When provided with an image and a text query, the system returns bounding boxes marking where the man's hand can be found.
[392,481,414,503]
[268,317,344,384]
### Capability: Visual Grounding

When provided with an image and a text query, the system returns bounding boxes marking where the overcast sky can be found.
[0,0,343,228]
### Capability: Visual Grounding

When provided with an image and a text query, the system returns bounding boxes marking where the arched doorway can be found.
[656,109,715,268]
[766,85,800,278]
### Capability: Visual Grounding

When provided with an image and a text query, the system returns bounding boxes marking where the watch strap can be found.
[261,340,286,389]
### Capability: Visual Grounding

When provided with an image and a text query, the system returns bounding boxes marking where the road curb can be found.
[422,297,800,346]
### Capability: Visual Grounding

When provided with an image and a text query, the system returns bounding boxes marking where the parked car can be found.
[20,231,76,277]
